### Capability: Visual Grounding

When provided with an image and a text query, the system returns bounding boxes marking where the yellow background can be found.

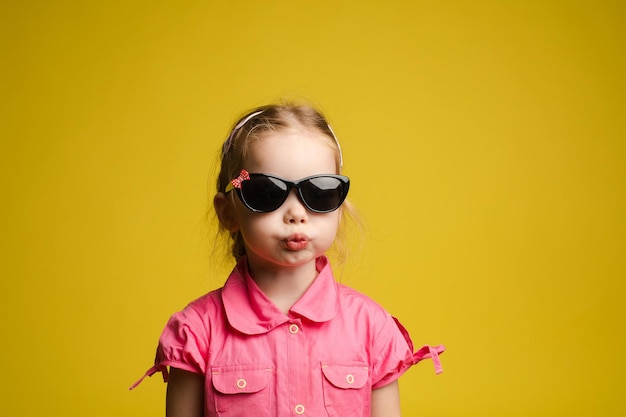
[2,1,624,416]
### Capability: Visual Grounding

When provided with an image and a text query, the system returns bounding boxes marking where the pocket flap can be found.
[211,366,272,394]
[322,364,369,389]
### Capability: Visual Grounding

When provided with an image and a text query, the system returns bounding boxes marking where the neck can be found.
[247,259,319,314]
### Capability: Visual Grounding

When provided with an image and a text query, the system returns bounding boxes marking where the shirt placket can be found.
[286,318,309,415]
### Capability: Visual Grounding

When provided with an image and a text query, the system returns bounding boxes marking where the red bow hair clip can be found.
[225,169,250,193]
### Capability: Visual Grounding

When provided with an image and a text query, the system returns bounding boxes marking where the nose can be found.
[283,190,308,224]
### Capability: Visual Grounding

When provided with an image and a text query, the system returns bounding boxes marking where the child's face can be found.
[231,128,341,272]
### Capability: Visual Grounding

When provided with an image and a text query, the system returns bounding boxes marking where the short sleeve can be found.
[155,306,209,378]
[129,305,209,390]
[371,314,445,389]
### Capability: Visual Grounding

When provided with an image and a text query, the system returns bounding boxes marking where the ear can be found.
[214,192,239,232]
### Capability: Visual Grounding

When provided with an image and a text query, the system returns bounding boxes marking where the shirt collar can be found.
[222,256,340,335]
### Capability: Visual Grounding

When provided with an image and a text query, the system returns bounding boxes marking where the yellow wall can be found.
[2,1,624,415]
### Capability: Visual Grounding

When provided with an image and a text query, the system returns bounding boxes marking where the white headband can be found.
[221,110,264,157]
[221,110,344,168]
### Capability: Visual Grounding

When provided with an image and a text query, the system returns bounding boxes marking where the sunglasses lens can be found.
[300,177,348,212]
[240,176,288,212]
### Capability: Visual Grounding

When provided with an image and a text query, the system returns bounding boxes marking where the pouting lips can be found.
[285,234,309,250]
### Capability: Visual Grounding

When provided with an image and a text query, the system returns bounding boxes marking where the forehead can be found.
[244,128,338,179]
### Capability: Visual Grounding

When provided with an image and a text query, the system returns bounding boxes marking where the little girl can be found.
[132,103,444,417]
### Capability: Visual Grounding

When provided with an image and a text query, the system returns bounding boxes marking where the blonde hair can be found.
[214,102,359,262]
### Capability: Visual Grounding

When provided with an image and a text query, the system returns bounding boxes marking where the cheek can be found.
[232,198,255,230]
[319,212,341,236]
[237,211,277,238]
[332,213,341,231]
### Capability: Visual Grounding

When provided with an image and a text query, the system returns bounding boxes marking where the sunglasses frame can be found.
[225,170,350,213]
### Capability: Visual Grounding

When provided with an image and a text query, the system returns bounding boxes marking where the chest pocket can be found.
[321,363,369,416]
[211,365,273,417]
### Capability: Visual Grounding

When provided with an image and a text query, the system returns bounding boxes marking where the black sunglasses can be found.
[225,169,350,213]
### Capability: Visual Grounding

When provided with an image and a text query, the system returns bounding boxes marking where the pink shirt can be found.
[133,256,444,416]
